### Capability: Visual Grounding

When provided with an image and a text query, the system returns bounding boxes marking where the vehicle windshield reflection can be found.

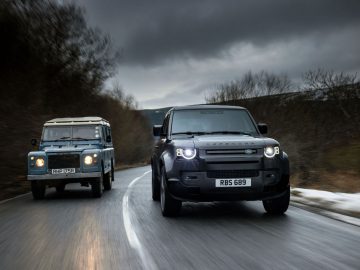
[171,109,257,136]
[42,126,101,141]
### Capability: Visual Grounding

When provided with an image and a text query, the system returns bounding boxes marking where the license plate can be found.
[215,178,251,187]
[51,168,75,174]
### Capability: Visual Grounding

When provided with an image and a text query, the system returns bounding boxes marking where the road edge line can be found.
[122,170,158,270]
[290,201,360,227]
[0,192,31,205]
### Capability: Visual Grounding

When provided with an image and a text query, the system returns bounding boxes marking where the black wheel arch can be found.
[280,151,290,176]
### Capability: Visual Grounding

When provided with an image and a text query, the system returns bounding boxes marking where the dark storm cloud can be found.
[76,0,360,108]
[78,0,360,65]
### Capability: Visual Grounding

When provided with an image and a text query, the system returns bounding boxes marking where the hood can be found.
[178,135,279,149]
[40,144,100,153]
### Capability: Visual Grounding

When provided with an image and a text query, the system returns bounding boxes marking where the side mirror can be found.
[153,125,162,137]
[257,123,268,134]
[31,139,37,146]
[106,135,112,143]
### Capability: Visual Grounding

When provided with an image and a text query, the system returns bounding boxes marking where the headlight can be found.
[35,158,45,167]
[84,155,93,165]
[176,148,197,160]
[264,146,280,158]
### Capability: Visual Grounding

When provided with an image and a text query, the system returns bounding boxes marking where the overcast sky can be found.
[77,0,360,109]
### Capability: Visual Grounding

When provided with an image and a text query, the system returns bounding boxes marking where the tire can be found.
[103,169,112,191]
[31,181,45,200]
[152,164,160,201]
[92,175,103,198]
[111,160,115,182]
[160,167,181,216]
[56,184,65,193]
[263,187,290,215]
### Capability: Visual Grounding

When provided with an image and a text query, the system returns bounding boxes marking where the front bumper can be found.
[164,152,289,202]
[27,172,101,181]
[167,171,289,202]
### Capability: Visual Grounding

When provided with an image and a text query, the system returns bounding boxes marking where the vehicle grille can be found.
[207,170,259,179]
[206,149,257,155]
[48,154,80,169]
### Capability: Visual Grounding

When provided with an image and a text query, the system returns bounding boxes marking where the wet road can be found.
[0,166,359,270]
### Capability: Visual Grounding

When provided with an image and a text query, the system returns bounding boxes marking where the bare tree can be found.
[302,68,358,90]
[108,81,138,109]
[302,68,359,118]
[255,71,292,96]
[240,71,256,97]
[205,70,293,103]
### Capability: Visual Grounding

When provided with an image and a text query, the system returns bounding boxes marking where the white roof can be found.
[44,117,110,126]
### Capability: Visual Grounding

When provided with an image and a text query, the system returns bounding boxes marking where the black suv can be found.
[152,105,290,216]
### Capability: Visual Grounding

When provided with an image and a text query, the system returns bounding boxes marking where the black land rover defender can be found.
[151,105,290,216]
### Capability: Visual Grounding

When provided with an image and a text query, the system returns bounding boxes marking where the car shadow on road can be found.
[42,188,110,201]
[178,201,289,222]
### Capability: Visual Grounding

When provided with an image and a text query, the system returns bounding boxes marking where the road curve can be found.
[0,166,359,270]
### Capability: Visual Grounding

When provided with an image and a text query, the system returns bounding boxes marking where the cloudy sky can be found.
[77,0,360,109]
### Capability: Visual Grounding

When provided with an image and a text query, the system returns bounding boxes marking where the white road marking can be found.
[0,192,31,205]
[122,170,158,270]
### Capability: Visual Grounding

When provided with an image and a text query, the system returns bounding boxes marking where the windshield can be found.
[171,109,258,136]
[42,125,102,141]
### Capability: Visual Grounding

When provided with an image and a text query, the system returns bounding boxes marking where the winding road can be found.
[0,166,359,270]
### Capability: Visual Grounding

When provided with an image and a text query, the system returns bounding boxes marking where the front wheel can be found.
[263,187,290,215]
[92,176,103,198]
[152,164,160,201]
[103,169,112,191]
[160,167,181,216]
[111,160,115,182]
[31,181,45,200]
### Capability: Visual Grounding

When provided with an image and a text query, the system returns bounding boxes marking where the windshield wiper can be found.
[48,137,71,141]
[207,131,252,136]
[171,131,208,136]
[72,137,96,141]
[43,137,71,142]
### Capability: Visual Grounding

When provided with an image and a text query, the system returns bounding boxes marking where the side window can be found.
[102,126,107,142]
[107,127,112,142]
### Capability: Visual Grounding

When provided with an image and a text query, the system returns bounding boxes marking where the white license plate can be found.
[51,168,76,174]
[215,178,251,187]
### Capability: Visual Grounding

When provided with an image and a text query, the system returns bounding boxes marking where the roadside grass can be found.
[324,142,360,173]
[290,142,360,193]
[291,170,360,193]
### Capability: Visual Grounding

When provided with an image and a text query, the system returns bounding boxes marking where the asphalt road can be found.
[0,166,359,270]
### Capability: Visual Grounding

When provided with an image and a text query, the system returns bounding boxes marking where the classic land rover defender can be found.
[152,105,290,216]
[27,117,115,199]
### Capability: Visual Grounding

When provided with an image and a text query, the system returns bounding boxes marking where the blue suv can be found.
[27,117,115,199]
